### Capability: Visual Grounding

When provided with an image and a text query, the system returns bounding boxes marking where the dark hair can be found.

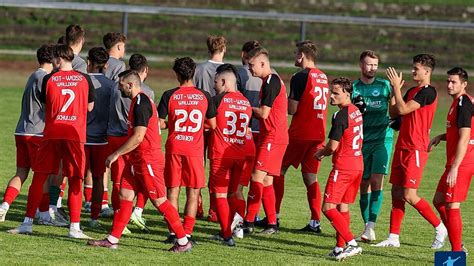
[103,32,127,50]
[53,44,74,62]
[413,54,435,71]
[296,40,318,61]
[242,40,261,53]
[37,44,54,65]
[207,35,227,54]
[331,77,353,94]
[88,47,109,72]
[447,67,468,82]
[359,50,378,62]
[65,24,85,46]
[118,69,141,84]
[216,63,238,77]
[173,57,196,81]
[129,53,148,72]
[247,47,269,60]
[57,35,66,45]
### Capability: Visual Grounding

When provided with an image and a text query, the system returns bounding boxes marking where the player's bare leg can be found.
[0,167,30,222]
[183,187,200,243]
[358,173,384,242]
[300,172,322,233]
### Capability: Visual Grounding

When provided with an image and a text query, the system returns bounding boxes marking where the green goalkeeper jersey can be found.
[352,77,394,143]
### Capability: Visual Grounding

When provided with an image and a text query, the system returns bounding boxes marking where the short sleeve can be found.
[412,86,437,107]
[83,74,95,103]
[203,90,217,119]
[157,90,173,119]
[457,95,473,128]
[289,70,309,101]
[40,73,52,104]
[328,107,349,141]
[133,94,153,127]
[261,74,282,107]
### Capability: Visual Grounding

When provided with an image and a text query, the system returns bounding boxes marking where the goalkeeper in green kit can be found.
[352,50,395,242]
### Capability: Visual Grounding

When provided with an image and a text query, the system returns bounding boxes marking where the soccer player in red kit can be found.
[158,57,216,243]
[279,40,329,233]
[208,64,252,246]
[8,44,95,239]
[87,70,191,252]
[430,67,473,252]
[315,77,363,260]
[242,47,289,235]
[374,54,447,248]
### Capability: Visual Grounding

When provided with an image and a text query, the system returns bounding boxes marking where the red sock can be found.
[3,186,20,205]
[84,185,92,203]
[112,183,120,211]
[273,175,285,214]
[245,181,264,222]
[413,198,441,228]
[446,208,462,251]
[136,191,148,209]
[59,181,67,198]
[324,208,354,242]
[389,199,405,234]
[39,193,50,212]
[68,177,83,223]
[110,199,133,240]
[183,215,196,236]
[158,200,186,239]
[336,211,351,247]
[110,158,122,211]
[215,197,232,238]
[229,196,246,218]
[25,172,49,218]
[209,193,217,213]
[102,188,109,206]
[262,185,277,225]
[307,182,321,221]
[434,202,448,226]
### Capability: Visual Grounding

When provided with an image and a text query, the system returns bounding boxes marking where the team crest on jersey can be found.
[372,89,380,97]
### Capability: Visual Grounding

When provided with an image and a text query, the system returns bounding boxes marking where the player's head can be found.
[412,54,435,82]
[214,63,238,94]
[207,35,227,56]
[103,32,127,58]
[247,47,270,78]
[87,47,109,74]
[53,44,74,65]
[65,24,85,49]
[57,35,67,45]
[173,57,196,84]
[129,53,148,82]
[37,44,54,66]
[330,77,353,106]
[447,67,468,97]
[294,40,318,67]
[118,70,141,98]
[359,50,379,79]
[241,40,261,65]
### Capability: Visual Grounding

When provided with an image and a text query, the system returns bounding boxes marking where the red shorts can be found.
[240,156,255,187]
[252,132,260,146]
[15,135,42,168]
[107,135,129,183]
[33,139,85,178]
[390,149,429,189]
[85,144,108,177]
[165,154,205,188]
[209,158,246,194]
[255,143,287,176]
[323,168,363,204]
[282,139,324,174]
[121,159,166,200]
[436,164,474,203]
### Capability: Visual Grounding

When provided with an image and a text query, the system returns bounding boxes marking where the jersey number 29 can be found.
[174,109,203,133]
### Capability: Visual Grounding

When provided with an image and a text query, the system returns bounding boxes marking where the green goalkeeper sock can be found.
[359,192,370,224]
[49,185,61,207]
[369,190,383,223]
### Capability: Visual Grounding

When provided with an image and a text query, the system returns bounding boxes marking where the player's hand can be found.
[353,95,367,114]
[314,148,325,161]
[386,67,405,91]
[446,166,458,188]
[428,135,442,152]
[105,153,119,168]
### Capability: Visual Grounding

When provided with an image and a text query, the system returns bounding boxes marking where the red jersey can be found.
[396,85,438,151]
[40,69,94,142]
[288,68,329,141]
[158,86,216,157]
[329,104,364,170]
[258,74,289,145]
[446,94,474,166]
[208,91,252,160]
[244,127,256,156]
[128,93,162,164]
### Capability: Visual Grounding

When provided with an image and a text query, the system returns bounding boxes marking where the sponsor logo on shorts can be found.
[446,193,452,198]
[256,161,263,166]
[409,179,416,184]
[324,193,330,198]
[248,194,255,200]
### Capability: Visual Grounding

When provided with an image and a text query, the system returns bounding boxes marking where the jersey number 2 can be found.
[60,89,75,113]
[352,124,363,150]
[313,86,329,111]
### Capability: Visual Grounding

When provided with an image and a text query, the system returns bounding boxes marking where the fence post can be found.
[299,21,306,42]
[122,12,129,36]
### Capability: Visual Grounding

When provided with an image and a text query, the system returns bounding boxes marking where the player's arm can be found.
[157,91,170,130]
[314,109,347,160]
[85,74,95,112]
[314,139,339,160]
[106,126,147,168]
[254,75,281,119]
[204,91,217,129]
[288,73,305,115]
[447,97,473,187]
[428,133,446,152]
[386,67,420,115]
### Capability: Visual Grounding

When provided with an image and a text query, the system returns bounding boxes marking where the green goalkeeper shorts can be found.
[362,140,393,179]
